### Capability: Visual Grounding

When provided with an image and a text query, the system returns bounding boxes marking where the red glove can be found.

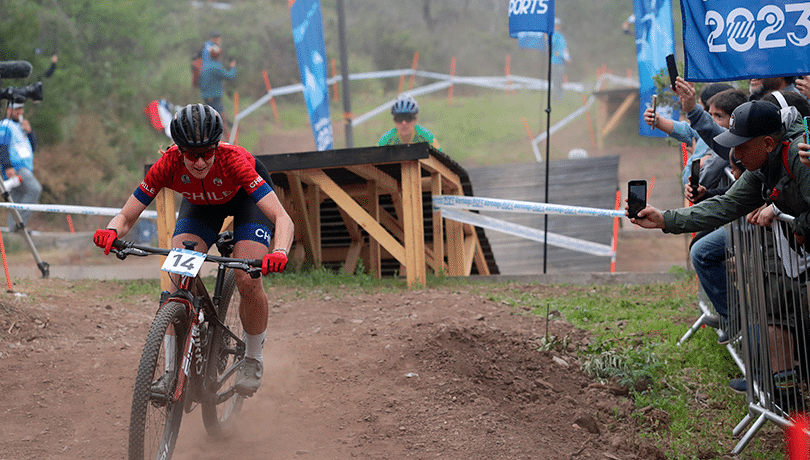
[262,251,288,275]
[93,228,117,255]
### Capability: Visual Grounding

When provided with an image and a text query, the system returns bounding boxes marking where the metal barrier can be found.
[725,209,810,453]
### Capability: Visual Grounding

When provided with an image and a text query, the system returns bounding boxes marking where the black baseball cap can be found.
[714,100,781,148]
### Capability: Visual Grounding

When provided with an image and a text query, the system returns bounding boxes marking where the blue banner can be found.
[290,0,333,151]
[634,0,676,138]
[681,0,810,81]
[508,0,555,37]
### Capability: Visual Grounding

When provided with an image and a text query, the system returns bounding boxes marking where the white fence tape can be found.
[229,66,621,149]
[433,195,621,259]
[0,202,157,219]
[433,195,624,218]
[439,207,614,258]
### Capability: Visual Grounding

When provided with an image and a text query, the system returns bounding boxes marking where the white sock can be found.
[163,335,177,373]
[245,331,266,363]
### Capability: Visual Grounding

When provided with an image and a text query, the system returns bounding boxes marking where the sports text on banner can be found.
[508,0,555,37]
[290,0,334,151]
[681,0,810,81]
[634,0,676,138]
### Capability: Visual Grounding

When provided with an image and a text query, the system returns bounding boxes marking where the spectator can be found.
[0,101,42,232]
[550,17,571,101]
[646,86,745,343]
[631,100,809,411]
[748,77,806,101]
[378,94,442,151]
[202,31,222,65]
[644,82,737,187]
[199,45,236,136]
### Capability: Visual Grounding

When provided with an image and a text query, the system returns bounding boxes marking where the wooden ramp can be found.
[467,155,620,274]
[256,143,499,285]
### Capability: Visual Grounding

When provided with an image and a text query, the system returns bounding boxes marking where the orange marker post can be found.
[407,51,419,91]
[447,56,457,103]
[611,189,621,273]
[66,215,75,234]
[262,70,281,124]
[521,117,533,141]
[505,54,513,92]
[786,414,810,460]
[0,229,12,292]
[331,58,339,102]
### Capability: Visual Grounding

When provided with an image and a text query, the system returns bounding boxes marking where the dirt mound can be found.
[0,280,674,459]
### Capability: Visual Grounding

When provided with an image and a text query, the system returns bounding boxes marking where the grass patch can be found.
[477,278,785,459]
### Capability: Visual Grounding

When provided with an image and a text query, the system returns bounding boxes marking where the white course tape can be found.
[439,207,614,257]
[433,195,624,219]
[0,202,158,219]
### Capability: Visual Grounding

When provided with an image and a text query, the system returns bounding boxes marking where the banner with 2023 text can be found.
[681,0,810,81]
[290,0,333,151]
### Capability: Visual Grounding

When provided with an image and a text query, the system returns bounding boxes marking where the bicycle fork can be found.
[172,302,203,405]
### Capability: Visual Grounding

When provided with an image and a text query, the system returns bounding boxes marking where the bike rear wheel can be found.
[201,268,245,437]
[129,301,188,460]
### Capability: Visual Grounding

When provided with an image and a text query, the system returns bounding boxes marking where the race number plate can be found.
[161,248,207,278]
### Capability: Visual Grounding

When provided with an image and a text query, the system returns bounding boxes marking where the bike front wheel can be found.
[201,268,245,438]
[129,301,188,460]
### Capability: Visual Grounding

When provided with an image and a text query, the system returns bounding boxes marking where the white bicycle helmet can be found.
[391,94,419,115]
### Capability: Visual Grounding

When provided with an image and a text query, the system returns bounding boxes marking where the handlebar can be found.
[111,238,263,276]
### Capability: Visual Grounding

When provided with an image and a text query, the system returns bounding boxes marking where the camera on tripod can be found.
[0,81,43,104]
[0,60,43,104]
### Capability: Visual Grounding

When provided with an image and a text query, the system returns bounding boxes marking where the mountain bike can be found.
[109,232,262,460]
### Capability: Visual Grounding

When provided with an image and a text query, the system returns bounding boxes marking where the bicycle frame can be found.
[162,260,244,408]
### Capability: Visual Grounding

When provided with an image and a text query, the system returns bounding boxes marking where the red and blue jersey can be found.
[134,143,272,206]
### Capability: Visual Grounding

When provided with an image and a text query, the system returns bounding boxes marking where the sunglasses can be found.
[181,146,216,161]
[393,114,415,123]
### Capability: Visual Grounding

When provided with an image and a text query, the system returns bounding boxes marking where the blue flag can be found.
[681,0,810,81]
[290,0,333,151]
[509,0,555,37]
[634,0,676,138]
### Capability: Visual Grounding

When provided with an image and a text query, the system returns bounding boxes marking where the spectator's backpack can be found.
[191,50,203,88]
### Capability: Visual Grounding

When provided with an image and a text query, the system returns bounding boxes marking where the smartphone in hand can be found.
[651,94,658,130]
[627,180,647,219]
[690,158,700,194]
[666,54,678,91]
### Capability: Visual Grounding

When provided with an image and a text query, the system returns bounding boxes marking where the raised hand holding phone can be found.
[666,54,678,92]
[627,180,647,219]
[650,94,658,130]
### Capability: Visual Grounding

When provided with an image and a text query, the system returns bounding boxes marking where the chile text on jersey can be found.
[134,143,272,206]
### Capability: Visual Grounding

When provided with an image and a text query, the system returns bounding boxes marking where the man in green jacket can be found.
[630,99,809,413]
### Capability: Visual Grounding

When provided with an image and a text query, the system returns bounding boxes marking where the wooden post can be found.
[155,189,176,291]
[400,160,426,286]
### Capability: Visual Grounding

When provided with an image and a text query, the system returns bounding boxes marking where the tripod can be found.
[0,103,48,278]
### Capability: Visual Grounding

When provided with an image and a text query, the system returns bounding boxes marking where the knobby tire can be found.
[201,268,245,437]
[128,301,188,460]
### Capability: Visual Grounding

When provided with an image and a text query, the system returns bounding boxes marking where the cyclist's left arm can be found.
[256,192,294,254]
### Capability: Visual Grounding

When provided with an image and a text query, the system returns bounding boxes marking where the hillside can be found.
[1,0,692,274]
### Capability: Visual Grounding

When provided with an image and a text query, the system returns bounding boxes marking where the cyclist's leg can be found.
[231,196,273,395]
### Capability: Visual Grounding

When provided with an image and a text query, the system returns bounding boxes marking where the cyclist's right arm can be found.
[105,194,149,238]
